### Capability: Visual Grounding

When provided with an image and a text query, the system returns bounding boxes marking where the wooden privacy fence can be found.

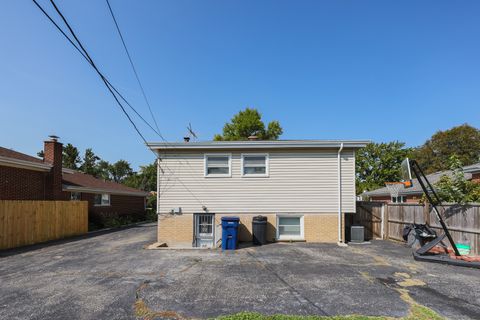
[353,201,480,255]
[0,200,88,250]
[346,202,383,240]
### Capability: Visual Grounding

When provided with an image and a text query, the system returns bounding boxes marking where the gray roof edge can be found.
[363,189,424,197]
[464,167,480,173]
[146,140,371,150]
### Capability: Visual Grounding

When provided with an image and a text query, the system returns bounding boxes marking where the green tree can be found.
[123,162,157,191]
[108,160,133,183]
[356,142,412,194]
[434,155,480,204]
[62,143,81,169]
[123,162,157,212]
[37,150,44,159]
[79,148,100,176]
[96,160,112,180]
[413,124,480,174]
[214,108,283,141]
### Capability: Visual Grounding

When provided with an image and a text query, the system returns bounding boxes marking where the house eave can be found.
[62,185,149,197]
[0,156,52,172]
[364,190,424,197]
[146,140,370,152]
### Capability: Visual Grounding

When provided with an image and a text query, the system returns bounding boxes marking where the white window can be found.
[94,193,111,206]
[391,196,405,203]
[70,192,81,201]
[242,154,268,177]
[204,154,231,177]
[276,215,304,240]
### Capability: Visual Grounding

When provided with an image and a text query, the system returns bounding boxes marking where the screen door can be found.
[194,213,215,248]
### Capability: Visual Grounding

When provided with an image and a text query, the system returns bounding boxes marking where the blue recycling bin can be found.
[221,216,240,250]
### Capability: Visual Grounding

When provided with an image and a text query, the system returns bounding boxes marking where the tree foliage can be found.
[79,148,100,176]
[413,124,480,174]
[214,108,283,141]
[95,160,111,180]
[62,143,81,169]
[123,162,156,192]
[356,142,412,194]
[433,155,480,204]
[38,142,140,186]
[108,160,134,183]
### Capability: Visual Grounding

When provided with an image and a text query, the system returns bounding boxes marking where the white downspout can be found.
[337,143,344,245]
[156,157,161,242]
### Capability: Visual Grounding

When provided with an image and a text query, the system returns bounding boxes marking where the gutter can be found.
[62,185,149,197]
[337,143,344,244]
[146,140,370,151]
[0,156,52,172]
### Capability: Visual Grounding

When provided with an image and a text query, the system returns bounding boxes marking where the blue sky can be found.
[1,1,479,169]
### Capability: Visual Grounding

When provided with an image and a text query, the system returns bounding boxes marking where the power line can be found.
[47,0,154,148]
[32,0,207,208]
[105,0,162,137]
[32,0,161,139]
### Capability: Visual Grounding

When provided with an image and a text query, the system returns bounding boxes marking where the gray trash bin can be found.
[252,215,267,245]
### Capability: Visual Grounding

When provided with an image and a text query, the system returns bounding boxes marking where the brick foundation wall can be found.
[158,213,344,247]
[0,166,47,200]
[215,214,277,243]
[158,214,194,247]
[472,173,480,183]
[304,214,340,242]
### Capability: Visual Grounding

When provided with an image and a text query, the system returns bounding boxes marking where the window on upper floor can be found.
[242,154,268,177]
[204,154,231,177]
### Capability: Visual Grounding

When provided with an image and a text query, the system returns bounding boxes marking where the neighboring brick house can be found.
[363,162,480,203]
[0,137,148,225]
[464,163,480,183]
[147,139,369,248]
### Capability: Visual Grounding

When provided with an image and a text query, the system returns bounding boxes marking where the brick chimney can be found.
[44,135,63,200]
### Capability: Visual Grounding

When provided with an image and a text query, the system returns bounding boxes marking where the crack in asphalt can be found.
[245,249,329,316]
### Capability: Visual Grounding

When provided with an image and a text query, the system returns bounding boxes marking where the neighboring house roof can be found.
[147,139,370,151]
[62,171,148,196]
[0,146,148,197]
[0,147,44,164]
[0,146,52,171]
[363,163,479,197]
[464,163,480,174]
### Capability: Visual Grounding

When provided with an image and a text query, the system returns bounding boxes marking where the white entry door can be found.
[194,214,215,248]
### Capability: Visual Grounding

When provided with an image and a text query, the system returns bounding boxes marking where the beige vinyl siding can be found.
[158,149,356,214]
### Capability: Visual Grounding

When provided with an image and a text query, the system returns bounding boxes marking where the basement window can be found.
[242,154,268,177]
[94,193,111,206]
[276,215,304,240]
[204,154,231,177]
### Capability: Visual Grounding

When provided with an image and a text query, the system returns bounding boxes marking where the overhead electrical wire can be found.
[105,0,163,138]
[32,0,206,207]
[32,0,161,139]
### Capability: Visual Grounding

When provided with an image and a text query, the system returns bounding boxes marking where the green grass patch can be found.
[214,305,444,320]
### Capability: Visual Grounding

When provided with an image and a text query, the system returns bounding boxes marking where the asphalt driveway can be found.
[1,222,479,319]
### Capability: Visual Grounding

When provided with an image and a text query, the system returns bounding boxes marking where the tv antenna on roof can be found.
[186,123,198,140]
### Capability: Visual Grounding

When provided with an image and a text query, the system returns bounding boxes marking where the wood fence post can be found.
[424,200,430,225]
[385,204,389,239]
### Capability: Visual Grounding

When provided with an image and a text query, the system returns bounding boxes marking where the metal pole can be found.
[410,160,460,256]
